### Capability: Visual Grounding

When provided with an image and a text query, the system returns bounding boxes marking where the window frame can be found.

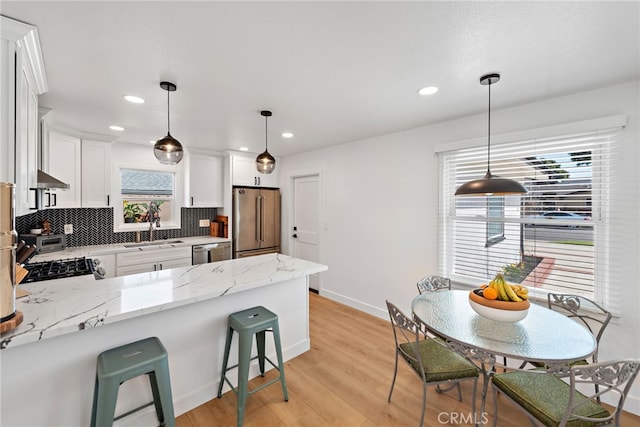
[113,163,183,232]
[435,115,625,314]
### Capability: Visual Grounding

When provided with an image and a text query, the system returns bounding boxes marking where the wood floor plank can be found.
[176,292,640,426]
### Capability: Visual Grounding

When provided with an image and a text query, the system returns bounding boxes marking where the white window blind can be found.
[438,127,621,313]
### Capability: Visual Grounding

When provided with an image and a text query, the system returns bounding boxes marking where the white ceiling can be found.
[2,1,638,157]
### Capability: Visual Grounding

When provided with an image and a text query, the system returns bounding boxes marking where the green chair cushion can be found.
[492,371,610,427]
[399,338,479,382]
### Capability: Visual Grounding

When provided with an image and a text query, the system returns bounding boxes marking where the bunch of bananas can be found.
[488,273,529,302]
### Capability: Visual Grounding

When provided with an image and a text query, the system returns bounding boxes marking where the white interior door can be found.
[292,174,320,291]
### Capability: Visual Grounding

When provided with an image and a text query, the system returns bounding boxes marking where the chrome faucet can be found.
[148,220,155,242]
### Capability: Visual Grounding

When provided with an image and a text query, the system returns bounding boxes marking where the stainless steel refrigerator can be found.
[232,187,281,258]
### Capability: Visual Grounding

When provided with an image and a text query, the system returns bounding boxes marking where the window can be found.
[115,168,181,230]
[438,125,621,311]
[486,196,505,246]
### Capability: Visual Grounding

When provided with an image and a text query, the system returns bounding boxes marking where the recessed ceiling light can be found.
[124,95,145,104]
[282,132,293,138]
[239,147,249,152]
[418,86,439,96]
[109,125,124,131]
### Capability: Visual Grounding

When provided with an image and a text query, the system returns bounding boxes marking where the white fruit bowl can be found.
[468,290,530,323]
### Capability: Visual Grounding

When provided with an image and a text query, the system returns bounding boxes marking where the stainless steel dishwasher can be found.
[192,242,232,264]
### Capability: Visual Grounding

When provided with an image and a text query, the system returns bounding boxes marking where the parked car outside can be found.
[529,211,591,228]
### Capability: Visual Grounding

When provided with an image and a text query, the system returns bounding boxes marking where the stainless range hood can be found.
[35,169,69,190]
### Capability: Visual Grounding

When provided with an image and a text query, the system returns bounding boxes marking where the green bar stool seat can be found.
[217,306,288,427]
[90,336,175,427]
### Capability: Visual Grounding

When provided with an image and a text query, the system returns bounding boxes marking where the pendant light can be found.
[154,81,183,165]
[454,73,527,196]
[256,110,275,174]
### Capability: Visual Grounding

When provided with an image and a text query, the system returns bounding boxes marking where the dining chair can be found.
[386,300,479,426]
[546,293,612,364]
[520,293,612,400]
[416,275,451,294]
[491,359,640,427]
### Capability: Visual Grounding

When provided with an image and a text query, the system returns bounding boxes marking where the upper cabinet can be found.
[186,151,223,207]
[42,129,112,208]
[45,131,81,208]
[1,16,48,216]
[81,139,112,207]
[231,152,279,188]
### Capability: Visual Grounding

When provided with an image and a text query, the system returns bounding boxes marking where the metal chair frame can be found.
[416,275,451,294]
[386,300,479,427]
[491,360,640,427]
[546,293,612,362]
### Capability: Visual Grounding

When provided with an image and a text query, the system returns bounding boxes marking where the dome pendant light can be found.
[154,81,183,165]
[455,73,527,196]
[256,110,275,174]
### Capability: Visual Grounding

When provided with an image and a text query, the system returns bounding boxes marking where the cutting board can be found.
[15,263,29,284]
[0,311,23,333]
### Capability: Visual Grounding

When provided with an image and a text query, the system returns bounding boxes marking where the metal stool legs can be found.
[217,306,288,427]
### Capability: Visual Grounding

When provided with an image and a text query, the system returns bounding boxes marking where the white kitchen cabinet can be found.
[46,131,81,208]
[116,246,192,276]
[1,17,48,215]
[42,132,112,208]
[231,153,279,188]
[187,152,223,207]
[81,139,112,207]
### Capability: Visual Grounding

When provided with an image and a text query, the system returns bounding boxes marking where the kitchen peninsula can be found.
[1,253,327,426]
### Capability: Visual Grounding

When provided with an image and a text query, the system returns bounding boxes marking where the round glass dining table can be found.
[411,290,597,365]
[412,289,597,423]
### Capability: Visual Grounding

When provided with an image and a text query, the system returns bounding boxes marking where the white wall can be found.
[277,80,640,414]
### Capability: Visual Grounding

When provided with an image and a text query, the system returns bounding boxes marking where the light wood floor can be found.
[177,292,640,426]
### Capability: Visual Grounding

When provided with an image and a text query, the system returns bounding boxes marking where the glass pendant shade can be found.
[256,150,276,174]
[154,81,183,165]
[154,133,184,165]
[455,73,527,196]
[256,110,275,174]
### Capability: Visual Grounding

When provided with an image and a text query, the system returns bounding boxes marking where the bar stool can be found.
[217,306,288,426]
[90,337,175,427]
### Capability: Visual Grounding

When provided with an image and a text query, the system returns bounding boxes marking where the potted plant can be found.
[123,201,143,223]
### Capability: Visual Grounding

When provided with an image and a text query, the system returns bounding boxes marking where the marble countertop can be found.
[1,253,327,349]
[30,236,231,262]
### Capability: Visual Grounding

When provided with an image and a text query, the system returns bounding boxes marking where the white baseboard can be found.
[319,289,388,320]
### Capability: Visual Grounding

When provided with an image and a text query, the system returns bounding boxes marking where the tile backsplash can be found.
[16,207,218,247]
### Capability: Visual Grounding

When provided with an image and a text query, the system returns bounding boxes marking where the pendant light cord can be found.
[486,80,492,175]
[264,114,268,151]
[167,89,171,134]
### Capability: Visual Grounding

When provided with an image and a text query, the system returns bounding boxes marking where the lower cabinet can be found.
[115,247,192,277]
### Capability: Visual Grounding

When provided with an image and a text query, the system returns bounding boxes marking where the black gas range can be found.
[23,257,97,283]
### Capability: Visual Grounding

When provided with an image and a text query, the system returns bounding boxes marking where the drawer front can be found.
[116,247,192,266]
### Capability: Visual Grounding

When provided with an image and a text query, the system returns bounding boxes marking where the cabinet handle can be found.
[29,189,38,210]
[107,194,110,206]
[191,196,194,206]
[153,264,157,271]
[45,192,50,208]
[51,193,57,207]
[159,263,163,270]
[258,177,261,186]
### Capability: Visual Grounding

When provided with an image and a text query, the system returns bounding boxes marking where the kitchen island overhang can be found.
[1,253,327,426]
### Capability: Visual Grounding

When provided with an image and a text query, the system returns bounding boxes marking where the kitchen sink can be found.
[123,240,184,248]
